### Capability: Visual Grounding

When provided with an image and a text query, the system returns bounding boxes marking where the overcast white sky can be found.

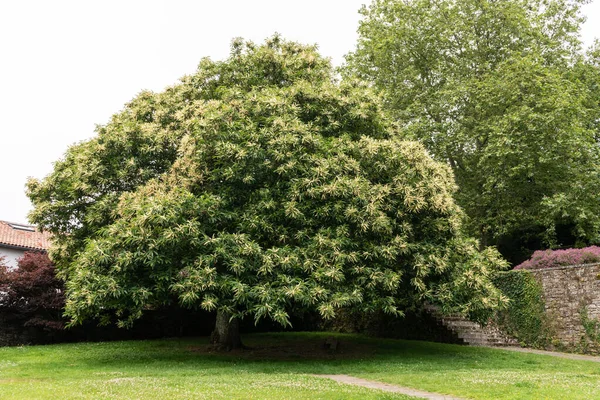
[1,0,599,224]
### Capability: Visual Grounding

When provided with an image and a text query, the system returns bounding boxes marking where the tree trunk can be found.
[479,226,488,251]
[210,310,243,351]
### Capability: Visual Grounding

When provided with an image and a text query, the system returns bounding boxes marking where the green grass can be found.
[1,332,599,399]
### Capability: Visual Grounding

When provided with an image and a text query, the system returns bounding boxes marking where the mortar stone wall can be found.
[529,263,600,351]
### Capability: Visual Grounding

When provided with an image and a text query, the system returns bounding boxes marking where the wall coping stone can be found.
[515,263,600,273]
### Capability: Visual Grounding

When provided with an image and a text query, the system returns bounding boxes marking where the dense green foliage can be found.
[27,37,507,330]
[347,0,600,262]
[2,333,600,399]
[492,270,553,348]
[579,306,600,353]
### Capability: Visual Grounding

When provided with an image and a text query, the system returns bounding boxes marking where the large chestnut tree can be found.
[28,37,507,349]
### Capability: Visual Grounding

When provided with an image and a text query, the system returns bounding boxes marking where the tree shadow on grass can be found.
[188,334,377,361]
[35,331,552,377]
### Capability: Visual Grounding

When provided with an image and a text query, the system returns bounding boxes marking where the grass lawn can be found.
[1,332,599,399]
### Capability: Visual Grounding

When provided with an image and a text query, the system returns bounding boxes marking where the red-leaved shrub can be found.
[0,252,65,330]
[514,246,600,270]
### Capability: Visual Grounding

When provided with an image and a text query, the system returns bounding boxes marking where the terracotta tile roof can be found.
[0,220,51,251]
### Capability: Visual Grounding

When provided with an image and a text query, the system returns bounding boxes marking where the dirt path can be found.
[315,374,464,400]
[496,346,600,362]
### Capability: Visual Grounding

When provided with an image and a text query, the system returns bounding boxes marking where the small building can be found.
[0,221,51,268]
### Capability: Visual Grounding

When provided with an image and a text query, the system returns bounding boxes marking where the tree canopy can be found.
[347,0,600,263]
[28,37,507,346]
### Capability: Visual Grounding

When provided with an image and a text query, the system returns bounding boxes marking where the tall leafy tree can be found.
[347,0,600,263]
[576,41,600,140]
[28,37,507,349]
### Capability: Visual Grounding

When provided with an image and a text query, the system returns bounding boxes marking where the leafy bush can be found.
[492,270,554,348]
[514,246,600,270]
[579,305,600,353]
[0,253,217,345]
[0,252,65,331]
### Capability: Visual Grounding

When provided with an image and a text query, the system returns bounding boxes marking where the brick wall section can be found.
[529,263,600,350]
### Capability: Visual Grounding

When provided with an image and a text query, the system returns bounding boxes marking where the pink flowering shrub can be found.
[514,246,600,270]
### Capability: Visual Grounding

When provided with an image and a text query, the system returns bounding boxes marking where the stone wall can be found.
[529,263,600,352]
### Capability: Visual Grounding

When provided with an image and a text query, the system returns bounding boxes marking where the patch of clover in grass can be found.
[0,360,18,368]
[459,370,600,390]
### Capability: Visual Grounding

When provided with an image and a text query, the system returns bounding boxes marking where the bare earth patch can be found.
[188,337,375,360]
[316,374,464,400]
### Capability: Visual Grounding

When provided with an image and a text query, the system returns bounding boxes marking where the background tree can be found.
[347,0,600,263]
[29,37,507,349]
[576,41,600,141]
